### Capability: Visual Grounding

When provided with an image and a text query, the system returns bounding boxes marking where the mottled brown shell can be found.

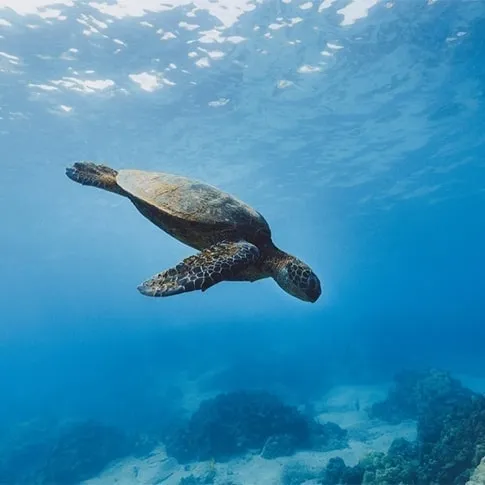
[116,169,269,231]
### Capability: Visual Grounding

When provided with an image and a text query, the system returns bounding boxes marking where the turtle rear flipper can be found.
[66,162,126,195]
[138,241,260,297]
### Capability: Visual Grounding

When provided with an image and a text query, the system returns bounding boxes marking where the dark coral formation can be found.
[311,421,348,452]
[418,393,485,485]
[38,420,133,484]
[323,369,485,485]
[321,457,348,484]
[357,438,419,485]
[0,420,136,485]
[165,390,347,463]
[260,433,298,459]
[369,368,472,423]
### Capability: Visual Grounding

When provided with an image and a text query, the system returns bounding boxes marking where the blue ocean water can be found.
[1,0,485,483]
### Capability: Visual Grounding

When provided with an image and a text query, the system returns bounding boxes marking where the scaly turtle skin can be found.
[66,162,322,302]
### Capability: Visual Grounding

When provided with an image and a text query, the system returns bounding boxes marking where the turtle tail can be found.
[66,162,125,195]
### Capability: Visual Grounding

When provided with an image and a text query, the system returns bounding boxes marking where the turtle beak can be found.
[306,275,322,303]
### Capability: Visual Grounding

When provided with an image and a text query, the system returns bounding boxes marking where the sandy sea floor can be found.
[83,384,418,485]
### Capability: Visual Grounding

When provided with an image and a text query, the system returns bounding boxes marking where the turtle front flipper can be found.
[138,241,260,297]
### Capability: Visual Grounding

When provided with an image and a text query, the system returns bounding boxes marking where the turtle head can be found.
[270,252,322,303]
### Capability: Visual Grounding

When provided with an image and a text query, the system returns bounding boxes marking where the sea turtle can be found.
[66,162,321,302]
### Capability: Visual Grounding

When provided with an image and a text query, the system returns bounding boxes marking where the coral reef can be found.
[260,421,348,460]
[369,368,472,424]
[371,369,485,484]
[340,464,365,485]
[325,370,485,485]
[321,457,348,484]
[417,393,485,485]
[39,420,133,484]
[260,433,298,459]
[310,421,348,452]
[165,390,347,463]
[165,390,309,462]
[358,438,418,485]
[318,439,418,485]
[0,420,138,485]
